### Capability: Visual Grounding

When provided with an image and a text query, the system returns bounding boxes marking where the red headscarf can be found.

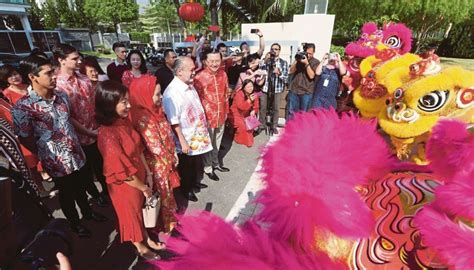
[128,74,166,124]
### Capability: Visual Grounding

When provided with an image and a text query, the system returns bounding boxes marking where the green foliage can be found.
[330,44,345,57]
[438,22,474,58]
[38,0,97,30]
[140,0,180,33]
[328,0,474,53]
[84,0,139,32]
[129,32,151,43]
[27,0,44,29]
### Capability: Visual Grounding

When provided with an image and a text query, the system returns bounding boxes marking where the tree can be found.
[27,0,45,30]
[328,0,474,52]
[84,0,139,39]
[140,0,180,34]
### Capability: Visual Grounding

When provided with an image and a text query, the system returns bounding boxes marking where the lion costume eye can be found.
[384,35,401,49]
[417,90,449,112]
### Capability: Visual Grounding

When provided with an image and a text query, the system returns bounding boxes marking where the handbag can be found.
[244,115,261,131]
[142,192,160,228]
[142,170,161,228]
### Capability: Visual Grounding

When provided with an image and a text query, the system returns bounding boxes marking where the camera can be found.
[329,53,338,60]
[295,52,307,61]
[250,29,258,34]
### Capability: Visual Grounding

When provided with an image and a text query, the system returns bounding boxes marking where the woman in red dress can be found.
[121,50,148,88]
[0,64,28,104]
[95,80,162,260]
[129,74,180,235]
[229,79,260,147]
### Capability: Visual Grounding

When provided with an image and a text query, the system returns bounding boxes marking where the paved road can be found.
[43,58,274,269]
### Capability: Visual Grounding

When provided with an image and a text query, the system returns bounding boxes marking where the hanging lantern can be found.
[208,25,220,33]
[179,0,205,23]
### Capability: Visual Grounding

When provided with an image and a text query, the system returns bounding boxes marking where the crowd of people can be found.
[0,29,352,262]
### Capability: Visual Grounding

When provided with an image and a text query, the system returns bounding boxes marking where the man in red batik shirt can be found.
[194,48,230,181]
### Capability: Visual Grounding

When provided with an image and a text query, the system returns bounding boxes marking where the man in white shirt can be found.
[163,56,212,202]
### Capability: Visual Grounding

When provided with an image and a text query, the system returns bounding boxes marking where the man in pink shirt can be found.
[194,49,230,181]
[53,44,109,208]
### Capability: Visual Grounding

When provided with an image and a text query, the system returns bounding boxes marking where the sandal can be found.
[147,239,167,251]
[136,250,160,261]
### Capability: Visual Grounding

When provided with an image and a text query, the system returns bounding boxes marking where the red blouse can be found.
[3,86,27,105]
[97,118,146,184]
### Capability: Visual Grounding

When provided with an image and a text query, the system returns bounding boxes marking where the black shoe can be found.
[185,191,198,202]
[195,183,208,189]
[205,171,220,181]
[71,223,91,238]
[95,196,109,207]
[272,129,279,135]
[213,166,230,172]
[84,211,108,222]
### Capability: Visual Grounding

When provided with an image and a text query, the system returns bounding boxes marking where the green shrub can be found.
[130,32,151,43]
[437,23,474,58]
[330,44,345,57]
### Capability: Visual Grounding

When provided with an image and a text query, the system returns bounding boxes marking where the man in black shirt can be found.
[154,49,177,94]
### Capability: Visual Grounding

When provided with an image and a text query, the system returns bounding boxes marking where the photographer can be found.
[228,29,265,89]
[312,52,347,110]
[288,43,320,118]
[258,43,288,135]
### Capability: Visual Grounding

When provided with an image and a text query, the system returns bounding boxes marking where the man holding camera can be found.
[288,43,320,118]
[258,43,288,135]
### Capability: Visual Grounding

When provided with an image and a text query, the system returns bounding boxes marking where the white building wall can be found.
[241,14,335,62]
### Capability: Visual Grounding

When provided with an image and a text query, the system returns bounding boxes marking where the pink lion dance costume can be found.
[153,110,473,270]
[344,22,412,91]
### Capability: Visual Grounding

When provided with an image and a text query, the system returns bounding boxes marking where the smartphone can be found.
[250,29,258,34]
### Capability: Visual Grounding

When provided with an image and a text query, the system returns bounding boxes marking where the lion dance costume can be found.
[151,23,473,270]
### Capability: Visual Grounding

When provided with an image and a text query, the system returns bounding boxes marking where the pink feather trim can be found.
[426,120,474,182]
[434,175,474,220]
[361,22,378,34]
[414,207,474,270]
[151,211,346,270]
[256,109,392,252]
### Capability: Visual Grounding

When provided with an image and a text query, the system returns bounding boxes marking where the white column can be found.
[20,14,34,50]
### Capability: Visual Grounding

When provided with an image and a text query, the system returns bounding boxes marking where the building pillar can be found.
[20,14,34,50]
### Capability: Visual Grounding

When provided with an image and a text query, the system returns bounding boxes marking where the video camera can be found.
[295,51,308,61]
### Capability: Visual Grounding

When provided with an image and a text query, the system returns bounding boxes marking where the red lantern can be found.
[179,0,205,23]
[208,25,220,32]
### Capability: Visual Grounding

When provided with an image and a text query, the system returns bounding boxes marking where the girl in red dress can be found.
[229,79,260,147]
[121,50,148,88]
[95,80,162,260]
[129,74,180,235]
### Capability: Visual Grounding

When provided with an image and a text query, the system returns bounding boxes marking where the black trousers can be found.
[177,153,203,193]
[53,167,92,226]
[259,91,282,129]
[82,142,108,197]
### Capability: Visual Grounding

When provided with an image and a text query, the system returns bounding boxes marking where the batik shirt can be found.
[56,71,98,146]
[194,68,229,128]
[12,89,86,178]
[163,77,212,156]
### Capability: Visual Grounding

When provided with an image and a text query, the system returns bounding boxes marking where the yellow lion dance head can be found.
[378,60,474,163]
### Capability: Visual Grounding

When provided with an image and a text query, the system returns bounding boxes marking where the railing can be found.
[0,30,61,54]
